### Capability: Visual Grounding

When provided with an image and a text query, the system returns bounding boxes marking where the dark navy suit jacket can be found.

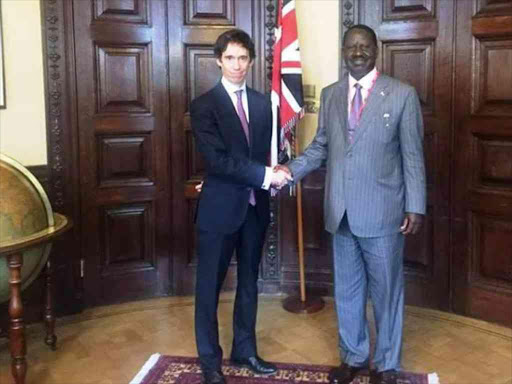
[190,82,272,234]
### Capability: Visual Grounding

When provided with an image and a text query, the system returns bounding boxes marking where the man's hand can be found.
[271,170,292,189]
[271,165,293,189]
[400,213,424,235]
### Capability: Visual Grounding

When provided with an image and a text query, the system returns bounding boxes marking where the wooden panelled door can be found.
[452,0,512,325]
[358,0,512,324]
[361,0,454,310]
[72,0,266,304]
[74,0,171,305]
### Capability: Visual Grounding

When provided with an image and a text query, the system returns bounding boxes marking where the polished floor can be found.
[0,294,511,384]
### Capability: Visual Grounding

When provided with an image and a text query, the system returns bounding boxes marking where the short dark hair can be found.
[214,29,256,60]
[343,24,378,47]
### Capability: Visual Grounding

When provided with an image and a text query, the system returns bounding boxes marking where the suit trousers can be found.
[332,215,405,372]
[195,205,267,372]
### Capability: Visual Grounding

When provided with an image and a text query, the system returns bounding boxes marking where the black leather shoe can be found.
[370,369,398,384]
[328,363,365,384]
[202,370,226,384]
[231,356,277,375]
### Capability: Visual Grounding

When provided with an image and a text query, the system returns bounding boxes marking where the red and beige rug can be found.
[130,355,440,384]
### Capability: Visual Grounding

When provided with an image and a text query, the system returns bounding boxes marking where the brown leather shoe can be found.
[370,369,398,384]
[328,363,365,384]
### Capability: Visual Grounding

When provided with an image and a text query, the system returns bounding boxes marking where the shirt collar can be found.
[221,77,247,95]
[349,67,378,90]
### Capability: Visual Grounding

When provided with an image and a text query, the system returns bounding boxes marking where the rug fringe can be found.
[129,353,161,384]
[428,372,440,384]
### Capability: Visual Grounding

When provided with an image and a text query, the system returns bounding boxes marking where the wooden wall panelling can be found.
[260,0,280,292]
[343,0,454,309]
[453,0,512,325]
[94,0,149,24]
[41,0,83,315]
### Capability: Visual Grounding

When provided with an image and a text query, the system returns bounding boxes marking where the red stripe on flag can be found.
[281,62,302,68]
[271,0,304,164]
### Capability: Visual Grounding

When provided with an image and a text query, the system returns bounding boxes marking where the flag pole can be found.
[295,139,306,303]
[282,127,324,314]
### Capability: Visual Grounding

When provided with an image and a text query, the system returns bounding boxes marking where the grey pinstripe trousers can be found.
[332,215,405,372]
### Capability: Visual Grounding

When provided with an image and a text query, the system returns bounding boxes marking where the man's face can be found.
[343,29,378,80]
[217,42,253,86]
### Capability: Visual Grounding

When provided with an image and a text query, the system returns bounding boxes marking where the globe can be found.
[0,153,54,302]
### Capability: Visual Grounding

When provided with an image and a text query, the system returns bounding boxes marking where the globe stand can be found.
[0,213,72,384]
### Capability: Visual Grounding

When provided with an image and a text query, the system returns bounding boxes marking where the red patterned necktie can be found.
[235,89,256,206]
[348,83,363,143]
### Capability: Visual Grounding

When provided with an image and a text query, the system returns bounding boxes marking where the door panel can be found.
[452,0,512,325]
[74,0,170,305]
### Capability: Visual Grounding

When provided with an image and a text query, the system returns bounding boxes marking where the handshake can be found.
[194,165,293,193]
[270,165,293,190]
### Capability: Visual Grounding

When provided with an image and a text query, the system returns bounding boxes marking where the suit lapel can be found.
[212,82,250,152]
[247,87,258,149]
[349,74,391,148]
[336,78,349,145]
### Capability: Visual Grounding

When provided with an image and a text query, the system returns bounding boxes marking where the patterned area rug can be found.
[130,355,440,384]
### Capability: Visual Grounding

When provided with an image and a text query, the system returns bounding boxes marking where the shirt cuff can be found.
[261,166,273,190]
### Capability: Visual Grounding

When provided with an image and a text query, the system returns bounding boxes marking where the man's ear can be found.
[216,58,222,67]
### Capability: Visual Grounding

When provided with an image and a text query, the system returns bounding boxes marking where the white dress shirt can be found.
[348,67,378,115]
[221,77,273,190]
[222,77,250,121]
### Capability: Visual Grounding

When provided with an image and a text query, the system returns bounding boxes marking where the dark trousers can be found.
[195,206,267,372]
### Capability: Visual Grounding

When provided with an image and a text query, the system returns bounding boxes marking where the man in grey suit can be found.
[275,25,426,384]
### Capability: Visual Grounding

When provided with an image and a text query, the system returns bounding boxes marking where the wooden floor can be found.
[0,294,511,384]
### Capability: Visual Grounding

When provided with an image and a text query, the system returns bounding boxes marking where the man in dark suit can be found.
[191,29,289,384]
[276,25,426,384]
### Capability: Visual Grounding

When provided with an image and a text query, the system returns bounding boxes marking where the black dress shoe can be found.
[370,369,398,384]
[328,363,365,384]
[202,370,226,384]
[231,356,277,375]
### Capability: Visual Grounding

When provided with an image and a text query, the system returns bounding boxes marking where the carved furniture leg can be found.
[44,258,57,350]
[7,252,27,384]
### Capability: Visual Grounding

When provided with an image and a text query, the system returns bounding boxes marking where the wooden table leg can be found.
[7,252,27,384]
[44,258,57,350]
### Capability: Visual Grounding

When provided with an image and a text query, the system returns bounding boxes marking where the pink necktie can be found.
[235,90,256,206]
[348,83,363,143]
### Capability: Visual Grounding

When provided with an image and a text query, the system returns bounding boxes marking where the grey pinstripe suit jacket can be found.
[289,74,426,237]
